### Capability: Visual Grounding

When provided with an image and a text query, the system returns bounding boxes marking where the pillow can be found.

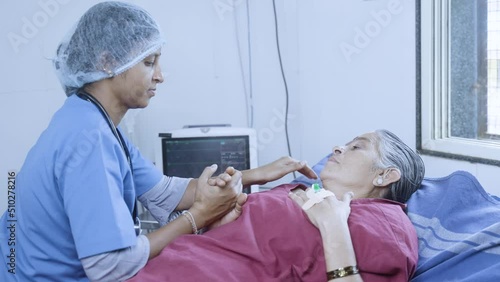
[292,156,500,281]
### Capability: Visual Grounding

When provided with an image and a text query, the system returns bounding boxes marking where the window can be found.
[418,0,500,165]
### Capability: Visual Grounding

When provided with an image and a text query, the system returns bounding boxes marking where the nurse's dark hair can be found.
[374,129,425,204]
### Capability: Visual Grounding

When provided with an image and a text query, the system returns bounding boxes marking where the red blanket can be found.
[128,184,418,281]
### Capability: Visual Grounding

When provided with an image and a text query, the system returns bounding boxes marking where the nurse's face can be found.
[111,49,164,109]
[320,132,381,197]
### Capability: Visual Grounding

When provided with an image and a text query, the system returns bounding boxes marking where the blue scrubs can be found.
[0,95,165,281]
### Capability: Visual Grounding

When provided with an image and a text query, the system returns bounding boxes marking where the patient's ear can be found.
[373,168,401,187]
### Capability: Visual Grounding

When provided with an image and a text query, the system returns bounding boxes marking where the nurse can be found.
[0,2,315,281]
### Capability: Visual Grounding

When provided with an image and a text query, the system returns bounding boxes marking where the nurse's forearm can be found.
[319,220,363,282]
[175,179,197,211]
[81,235,149,281]
[145,211,196,259]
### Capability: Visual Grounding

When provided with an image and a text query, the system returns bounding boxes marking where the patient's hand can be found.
[248,156,317,185]
[288,188,353,229]
[207,193,248,230]
[208,166,243,195]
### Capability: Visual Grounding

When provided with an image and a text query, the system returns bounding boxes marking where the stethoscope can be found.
[77,90,142,236]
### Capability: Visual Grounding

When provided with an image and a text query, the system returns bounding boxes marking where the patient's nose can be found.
[333,146,344,155]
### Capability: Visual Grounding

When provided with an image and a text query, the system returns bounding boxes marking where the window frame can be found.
[417,0,500,166]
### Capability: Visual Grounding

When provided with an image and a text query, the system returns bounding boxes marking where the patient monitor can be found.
[156,125,259,193]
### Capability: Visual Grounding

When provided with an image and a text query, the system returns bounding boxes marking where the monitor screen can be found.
[156,127,259,193]
[162,136,250,178]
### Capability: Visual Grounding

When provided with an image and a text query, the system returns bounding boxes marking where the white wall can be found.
[1,0,499,213]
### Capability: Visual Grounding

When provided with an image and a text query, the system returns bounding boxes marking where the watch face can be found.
[338,269,347,277]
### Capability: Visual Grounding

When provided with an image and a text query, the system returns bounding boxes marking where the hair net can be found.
[53,1,165,96]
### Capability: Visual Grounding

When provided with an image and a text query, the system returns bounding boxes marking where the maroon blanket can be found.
[128,184,418,281]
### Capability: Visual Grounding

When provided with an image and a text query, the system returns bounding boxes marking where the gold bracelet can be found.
[326,265,359,280]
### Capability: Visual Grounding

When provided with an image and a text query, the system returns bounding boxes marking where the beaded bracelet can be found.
[181,210,201,234]
[326,265,359,280]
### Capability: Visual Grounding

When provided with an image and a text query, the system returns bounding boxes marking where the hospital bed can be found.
[292,155,500,281]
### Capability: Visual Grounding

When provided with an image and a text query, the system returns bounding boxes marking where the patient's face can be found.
[320,132,381,194]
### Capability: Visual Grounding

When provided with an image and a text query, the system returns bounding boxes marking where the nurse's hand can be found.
[207,192,247,230]
[243,156,317,186]
[189,164,242,229]
[204,167,247,229]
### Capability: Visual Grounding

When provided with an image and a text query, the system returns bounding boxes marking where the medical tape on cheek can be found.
[301,188,335,211]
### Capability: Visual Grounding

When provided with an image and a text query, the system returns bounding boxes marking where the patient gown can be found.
[128,184,418,282]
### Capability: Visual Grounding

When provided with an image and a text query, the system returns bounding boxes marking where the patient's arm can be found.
[175,157,315,211]
[289,189,363,282]
[241,156,317,185]
[319,202,363,281]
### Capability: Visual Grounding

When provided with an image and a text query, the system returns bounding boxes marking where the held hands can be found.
[189,164,242,229]
[206,167,248,229]
[207,166,243,194]
[207,193,247,230]
[288,188,354,229]
[250,156,318,185]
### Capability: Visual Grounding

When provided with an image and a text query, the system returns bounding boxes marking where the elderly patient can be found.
[128,129,425,282]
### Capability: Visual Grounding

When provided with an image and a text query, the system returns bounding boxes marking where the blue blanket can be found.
[292,158,500,281]
[407,170,500,282]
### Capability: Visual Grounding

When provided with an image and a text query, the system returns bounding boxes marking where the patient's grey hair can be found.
[374,129,425,203]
